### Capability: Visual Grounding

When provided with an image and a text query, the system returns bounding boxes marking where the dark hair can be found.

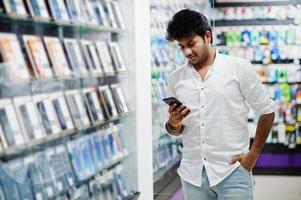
[166,9,212,43]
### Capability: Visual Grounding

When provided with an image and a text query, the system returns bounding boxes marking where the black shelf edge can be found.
[253,167,301,175]
[262,143,301,153]
[251,59,301,65]
[0,113,129,160]
[0,14,124,33]
[262,81,301,84]
[153,156,181,183]
[212,0,301,8]
[211,19,296,26]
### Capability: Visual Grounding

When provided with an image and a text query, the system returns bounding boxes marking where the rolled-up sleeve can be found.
[165,72,184,137]
[239,60,275,115]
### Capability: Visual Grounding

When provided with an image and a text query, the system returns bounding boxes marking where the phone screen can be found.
[162,97,182,108]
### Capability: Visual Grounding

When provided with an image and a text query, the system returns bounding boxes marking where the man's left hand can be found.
[229,151,259,172]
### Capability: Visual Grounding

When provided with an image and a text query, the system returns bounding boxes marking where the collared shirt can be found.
[166,52,275,187]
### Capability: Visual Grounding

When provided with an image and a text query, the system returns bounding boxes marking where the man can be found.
[165,9,275,200]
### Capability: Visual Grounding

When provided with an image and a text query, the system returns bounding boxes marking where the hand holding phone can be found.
[163,97,191,127]
[162,97,182,109]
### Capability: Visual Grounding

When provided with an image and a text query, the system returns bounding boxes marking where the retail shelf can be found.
[262,143,301,153]
[153,134,182,147]
[152,102,167,108]
[0,14,124,34]
[251,139,301,153]
[212,0,300,7]
[79,153,130,183]
[153,156,181,183]
[0,72,125,98]
[251,59,301,65]
[152,67,174,73]
[216,44,301,48]
[212,19,296,26]
[0,113,129,160]
[262,81,301,84]
[47,154,135,200]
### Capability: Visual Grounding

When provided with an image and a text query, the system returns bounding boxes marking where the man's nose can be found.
[184,48,192,57]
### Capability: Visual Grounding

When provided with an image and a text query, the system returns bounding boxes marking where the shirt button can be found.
[203,158,206,161]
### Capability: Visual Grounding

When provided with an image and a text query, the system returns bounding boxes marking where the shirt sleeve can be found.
[165,72,184,137]
[238,60,275,115]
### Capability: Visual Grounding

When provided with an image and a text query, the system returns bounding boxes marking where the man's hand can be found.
[230,113,275,172]
[229,151,259,172]
[168,103,191,126]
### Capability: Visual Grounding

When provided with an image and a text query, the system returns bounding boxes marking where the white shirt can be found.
[166,52,275,187]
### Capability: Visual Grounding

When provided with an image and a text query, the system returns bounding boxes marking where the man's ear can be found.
[205,31,212,44]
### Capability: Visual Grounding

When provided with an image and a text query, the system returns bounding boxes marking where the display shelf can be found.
[262,143,301,153]
[251,59,301,65]
[47,162,141,200]
[151,67,174,73]
[80,152,130,183]
[153,156,181,183]
[0,113,129,160]
[0,13,124,34]
[251,138,301,153]
[271,122,301,126]
[0,72,127,98]
[0,0,148,198]
[216,44,301,48]
[153,133,182,147]
[152,102,167,108]
[212,0,300,7]
[262,81,301,84]
[211,57,300,65]
[212,19,296,26]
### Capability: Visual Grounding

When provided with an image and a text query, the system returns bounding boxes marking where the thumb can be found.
[229,156,241,165]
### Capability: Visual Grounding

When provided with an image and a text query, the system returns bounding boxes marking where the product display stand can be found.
[212,0,301,175]
[0,0,155,199]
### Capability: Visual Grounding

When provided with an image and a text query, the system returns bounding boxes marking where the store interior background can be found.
[0,0,300,200]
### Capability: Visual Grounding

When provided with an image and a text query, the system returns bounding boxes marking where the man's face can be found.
[177,34,210,66]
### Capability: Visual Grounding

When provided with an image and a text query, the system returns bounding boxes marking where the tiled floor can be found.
[169,175,301,200]
[253,175,301,200]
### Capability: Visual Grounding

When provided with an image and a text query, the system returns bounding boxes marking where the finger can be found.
[229,156,241,165]
[182,110,191,118]
[180,107,190,116]
[177,109,190,121]
[168,103,177,113]
[175,105,186,112]
[173,106,186,119]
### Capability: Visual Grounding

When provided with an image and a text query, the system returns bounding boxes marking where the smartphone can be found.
[162,97,182,108]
